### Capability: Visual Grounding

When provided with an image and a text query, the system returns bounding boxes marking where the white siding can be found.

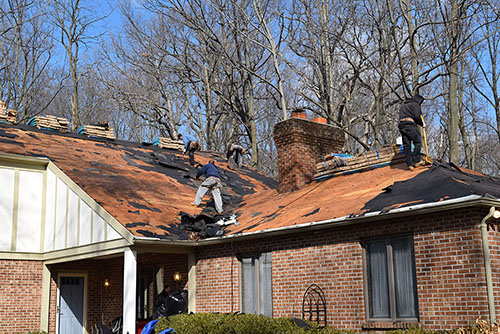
[79,201,92,245]
[67,189,79,248]
[107,224,121,241]
[55,178,67,250]
[16,170,43,253]
[93,212,105,243]
[44,170,57,252]
[0,168,15,251]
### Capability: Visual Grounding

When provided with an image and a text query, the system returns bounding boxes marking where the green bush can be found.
[26,331,48,334]
[155,313,353,334]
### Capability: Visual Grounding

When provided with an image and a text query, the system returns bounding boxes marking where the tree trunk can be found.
[448,0,460,164]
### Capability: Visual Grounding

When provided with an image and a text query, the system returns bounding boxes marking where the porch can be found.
[45,246,195,334]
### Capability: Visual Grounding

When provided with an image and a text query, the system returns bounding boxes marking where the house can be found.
[1,115,500,334]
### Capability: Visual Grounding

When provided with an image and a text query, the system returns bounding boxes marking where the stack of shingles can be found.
[28,115,69,132]
[315,145,406,180]
[155,137,184,151]
[78,123,115,140]
[0,100,17,125]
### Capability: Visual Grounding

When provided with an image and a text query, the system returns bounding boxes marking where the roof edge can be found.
[196,195,499,245]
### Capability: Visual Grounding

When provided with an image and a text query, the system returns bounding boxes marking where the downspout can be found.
[479,206,498,323]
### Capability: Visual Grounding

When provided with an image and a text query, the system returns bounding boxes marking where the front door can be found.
[58,276,85,334]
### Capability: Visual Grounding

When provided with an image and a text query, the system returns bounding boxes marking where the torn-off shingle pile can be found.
[153,137,184,151]
[78,123,115,140]
[28,115,69,132]
[315,145,406,180]
[0,101,17,125]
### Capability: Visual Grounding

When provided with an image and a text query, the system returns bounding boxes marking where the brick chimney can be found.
[273,115,344,193]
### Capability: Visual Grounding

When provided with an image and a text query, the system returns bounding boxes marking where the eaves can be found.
[134,194,500,247]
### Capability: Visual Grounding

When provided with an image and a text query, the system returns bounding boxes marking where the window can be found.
[364,235,418,321]
[240,252,272,316]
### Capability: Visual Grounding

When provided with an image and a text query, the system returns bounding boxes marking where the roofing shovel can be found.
[420,115,432,164]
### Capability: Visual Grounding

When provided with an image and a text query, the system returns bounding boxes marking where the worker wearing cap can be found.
[398,94,426,171]
[179,133,200,166]
[193,160,223,214]
[226,143,246,169]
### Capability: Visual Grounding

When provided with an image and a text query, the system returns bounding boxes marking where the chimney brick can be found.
[273,118,344,192]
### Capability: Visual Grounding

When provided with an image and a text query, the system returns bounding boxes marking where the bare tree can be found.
[0,0,62,121]
[49,0,108,130]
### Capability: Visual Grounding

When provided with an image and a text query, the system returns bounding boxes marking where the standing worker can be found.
[193,159,223,214]
[226,143,246,169]
[398,94,426,171]
[180,133,200,166]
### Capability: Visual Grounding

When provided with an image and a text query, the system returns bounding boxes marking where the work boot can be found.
[408,165,415,171]
[415,160,425,167]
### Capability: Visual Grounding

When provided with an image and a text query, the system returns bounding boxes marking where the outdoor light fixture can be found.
[104,279,110,288]
[173,272,181,282]
[494,209,500,219]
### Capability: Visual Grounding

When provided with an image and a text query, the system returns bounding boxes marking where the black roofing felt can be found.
[362,162,500,213]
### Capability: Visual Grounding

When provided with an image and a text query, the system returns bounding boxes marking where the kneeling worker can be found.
[193,160,223,214]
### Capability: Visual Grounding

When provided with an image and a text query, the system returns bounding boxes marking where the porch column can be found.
[40,264,51,332]
[123,248,137,334]
[188,251,196,313]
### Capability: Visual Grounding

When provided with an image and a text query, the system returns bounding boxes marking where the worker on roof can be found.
[226,143,246,169]
[179,133,200,166]
[398,94,426,171]
[193,159,223,214]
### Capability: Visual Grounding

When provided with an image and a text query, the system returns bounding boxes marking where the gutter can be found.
[479,207,499,323]
[133,195,500,246]
[198,195,493,245]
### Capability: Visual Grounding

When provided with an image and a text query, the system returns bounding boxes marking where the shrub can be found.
[26,331,48,334]
[155,313,353,334]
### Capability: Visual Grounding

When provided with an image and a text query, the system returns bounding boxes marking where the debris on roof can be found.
[27,115,69,132]
[315,145,405,180]
[152,137,184,151]
[78,123,116,140]
[361,161,500,213]
[0,101,17,125]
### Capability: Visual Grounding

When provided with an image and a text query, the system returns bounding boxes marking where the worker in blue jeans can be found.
[398,94,426,171]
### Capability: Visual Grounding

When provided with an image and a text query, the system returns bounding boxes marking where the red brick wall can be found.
[196,206,494,330]
[0,260,43,333]
[273,118,344,193]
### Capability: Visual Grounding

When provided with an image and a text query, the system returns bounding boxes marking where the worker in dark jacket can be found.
[193,160,223,213]
[398,94,426,170]
[226,143,245,169]
[153,285,172,319]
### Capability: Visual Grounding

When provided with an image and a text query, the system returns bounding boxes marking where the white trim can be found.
[188,252,196,313]
[41,264,51,332]
[56,272,89,334]
[46,161,134,244]
[123,249,137,334]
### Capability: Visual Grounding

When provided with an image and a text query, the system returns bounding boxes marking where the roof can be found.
[1,123,500,242]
